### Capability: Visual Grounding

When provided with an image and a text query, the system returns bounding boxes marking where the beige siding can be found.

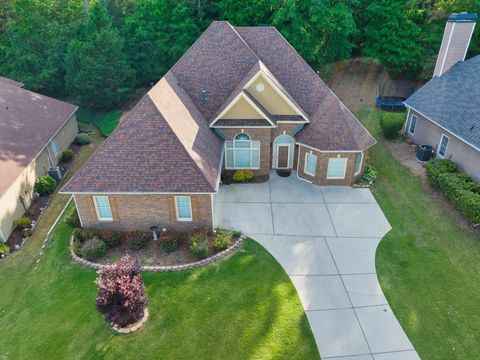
[246,75,298,115]
[406,110,480,182]
[75,193,213,232]
[220,97,263,119]
[0,114,78,241]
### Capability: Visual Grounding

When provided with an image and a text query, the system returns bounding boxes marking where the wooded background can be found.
[1,0,478,110]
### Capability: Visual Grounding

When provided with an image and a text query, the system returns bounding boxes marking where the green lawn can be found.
[0,207,318,359]
[76,107,122,137]
[358,108,480,359]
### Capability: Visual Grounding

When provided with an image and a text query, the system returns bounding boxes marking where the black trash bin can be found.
[416,145,434,162]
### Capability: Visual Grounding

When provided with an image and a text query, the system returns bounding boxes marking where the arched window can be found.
[225,132,260,169]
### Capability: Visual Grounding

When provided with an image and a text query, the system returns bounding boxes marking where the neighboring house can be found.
[61,21,375,232]
[0,77,78,242]
[404,13,480,182]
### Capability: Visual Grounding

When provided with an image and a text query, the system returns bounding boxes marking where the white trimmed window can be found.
[304,152,317,176]
[225,132,260,169]
[354,153,363,175]
[327,158,347,179]
[93,196,113,221]
[437,134,449,158]
[50,139,59,157]
[408,114,418,134]
[175,196,192,221]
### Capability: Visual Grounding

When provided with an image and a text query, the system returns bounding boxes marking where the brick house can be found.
[0,77,78,241]
[61,21,375,232]
[404,13,480,181]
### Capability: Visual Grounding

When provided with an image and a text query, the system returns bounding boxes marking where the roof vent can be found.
[200,89,208,102]
[470,125,475,131]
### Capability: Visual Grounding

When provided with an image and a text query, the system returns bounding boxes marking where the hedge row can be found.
[425,159,480,224]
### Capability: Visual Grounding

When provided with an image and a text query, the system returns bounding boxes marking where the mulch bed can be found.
[5,144,80,252]
[221,172,269,184]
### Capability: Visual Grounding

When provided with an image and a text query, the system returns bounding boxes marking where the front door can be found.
[277,145,289,168]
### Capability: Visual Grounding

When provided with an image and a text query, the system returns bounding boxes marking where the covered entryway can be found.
[213,172,419,360]
[272,134,294,169]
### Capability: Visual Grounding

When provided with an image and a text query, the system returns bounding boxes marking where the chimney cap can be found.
[448,12,477,23]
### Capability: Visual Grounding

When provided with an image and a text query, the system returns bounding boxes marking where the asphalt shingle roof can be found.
[404,55,480,150]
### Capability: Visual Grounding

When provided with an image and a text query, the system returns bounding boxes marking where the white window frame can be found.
[224,132,260,170]
[408,114,418,135]
[304,152,317,176]
[354,153,364,176]
[327,158,348,179]
[175,196,192,222]
[437,134,450,158]
[50,138,59,157]
[93,196,113,222]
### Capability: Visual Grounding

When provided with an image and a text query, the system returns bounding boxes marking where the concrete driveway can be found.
[214,172,419,360]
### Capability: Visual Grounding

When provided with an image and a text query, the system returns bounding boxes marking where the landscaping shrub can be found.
[455,190,480,224]
[380,113,405,140]
[357,164,377,184]
[34,175,57,196]
[81,238,106,260]
[75,133,91,145]
[61,149,73,162]
[0,242,10,256]
[232,230,242,239]
[98,230,122,248]
[13,217,32,229]
[233,170,254,183]
[128,231,150,250]
[73,228,96,243]
[96,256,148,327]
[437,173,475,202]
[425,159,458,188]
[71,239,82,256]
[189,231,210,259]
[213,230,232,251]
[65,208,81,228]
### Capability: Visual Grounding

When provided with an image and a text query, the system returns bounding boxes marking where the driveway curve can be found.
[214,172,420,360]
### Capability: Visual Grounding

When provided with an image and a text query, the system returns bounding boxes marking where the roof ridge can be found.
[228,22,261,61]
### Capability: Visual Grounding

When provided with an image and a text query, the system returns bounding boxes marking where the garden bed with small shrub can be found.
[221,170,268,184]
[70,217,242,266]
[426,158,480,225]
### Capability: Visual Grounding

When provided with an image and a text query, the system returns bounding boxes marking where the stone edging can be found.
[352,183,372,188]
[70,235,245,272]
[112,308,149,334]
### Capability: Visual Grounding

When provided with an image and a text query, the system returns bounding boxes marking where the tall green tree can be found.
[65,1,135,109]
[364,0,424,77]
[124,0,200,86]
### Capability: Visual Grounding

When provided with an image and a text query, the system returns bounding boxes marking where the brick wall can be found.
[74,193,213,232]
[297,145,364,185]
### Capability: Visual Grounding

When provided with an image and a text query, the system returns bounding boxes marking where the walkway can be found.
[214,172,420,360]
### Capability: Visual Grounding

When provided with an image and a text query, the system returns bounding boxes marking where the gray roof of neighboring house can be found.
[404,55,480,150]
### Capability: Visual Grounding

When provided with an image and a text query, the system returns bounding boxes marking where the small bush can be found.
[73,227,97,243]
[232,230,242,239]
[71,239,82,256]
[380,113,405,140]
[128,231,150,250]
[61,149,73,162]
[65,208,81,228]
[13,217,32,229]
[158,230,180,253]
[96,256,148,327]
[437,172,475,202]
[34,175,57,196]
[455,190,480,224]
[189,231,210,259]
[213,230,232,251]
[426,159,458,188]
[0,242,10,256]
[357,164,377,184]
[75,133,91,145]
[81,238,106,260]
[96,230,122,248]
[233,170,254,183]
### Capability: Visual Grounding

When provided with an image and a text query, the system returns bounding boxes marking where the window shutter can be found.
[168,196,176,221]
[86,196,97,222]
[191,196,198,220]
[110,197,120,221]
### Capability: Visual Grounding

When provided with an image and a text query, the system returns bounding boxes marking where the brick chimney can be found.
[433,12,477,77]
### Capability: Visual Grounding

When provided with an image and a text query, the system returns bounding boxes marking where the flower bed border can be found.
[70,234,246,272]
[112,308,149,334]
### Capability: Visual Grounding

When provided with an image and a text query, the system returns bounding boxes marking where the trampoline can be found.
[376,77,416,111]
